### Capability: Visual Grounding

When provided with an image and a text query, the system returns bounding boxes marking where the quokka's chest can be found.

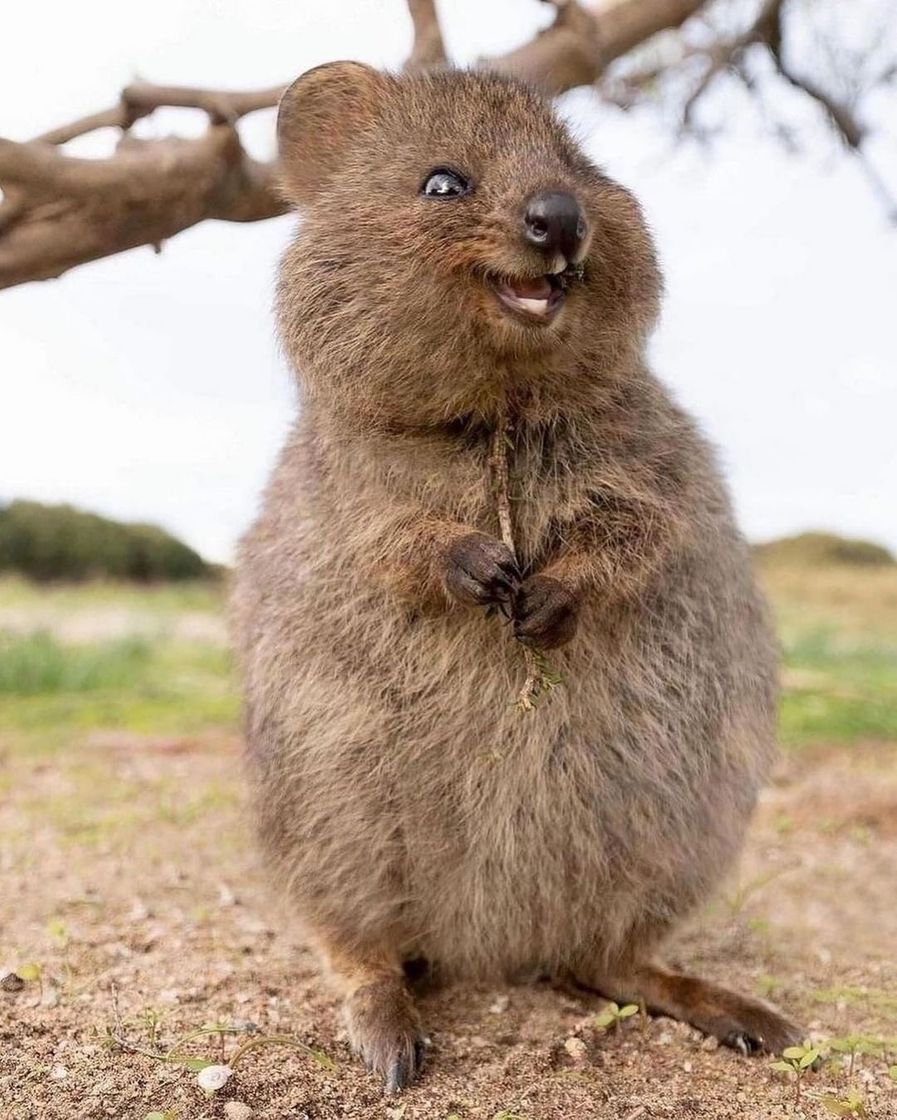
[368,428,590,549]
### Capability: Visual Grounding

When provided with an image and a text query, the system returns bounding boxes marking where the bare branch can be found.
[483,0,708,94]
[121,82,285,124]
[677,0,784,131]
[35,82,285,145]
[0,126,286,290]
[770,55,865,150]
[405,0,447,72]
[2,0,893,290]
[37,106,137,146]
[0,75,292,288]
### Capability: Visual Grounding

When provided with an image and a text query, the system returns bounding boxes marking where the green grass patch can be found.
[0,631,152,695]
[778,628,897,746]
[1,629,238,751]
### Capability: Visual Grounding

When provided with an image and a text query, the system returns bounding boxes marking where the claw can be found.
[383,1039,423,1093]
[724,1030,759,1056]
[385,1060,403,1094]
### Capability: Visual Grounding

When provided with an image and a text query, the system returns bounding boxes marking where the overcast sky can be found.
[1,0,895,561]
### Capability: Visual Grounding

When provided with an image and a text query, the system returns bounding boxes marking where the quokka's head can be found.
[276,62,662,425]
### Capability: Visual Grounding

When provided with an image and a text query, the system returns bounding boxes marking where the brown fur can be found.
[232,63,801,1090]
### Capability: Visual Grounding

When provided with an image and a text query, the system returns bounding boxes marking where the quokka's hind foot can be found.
[345,974,424,1092]
[322,945,424,1093]
[581,961,803,1055]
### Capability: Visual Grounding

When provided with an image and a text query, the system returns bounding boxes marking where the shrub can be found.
[754,532,894,569]
[0,500,211,582]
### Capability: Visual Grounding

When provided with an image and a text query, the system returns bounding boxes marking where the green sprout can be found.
[594,1001,640,1034]
[828,1035,885,1079]
[14,961,44,1002]
[104,1016,335,1096]
[818,1089,868,1118]
[771,1042,821,1106]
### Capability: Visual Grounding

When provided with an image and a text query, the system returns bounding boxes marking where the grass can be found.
[761,562,897,746]
[778,633,897,745]
[0,572,224,615]
[0,561,895,754]
[0,579,237,751]
[0,630,152,695]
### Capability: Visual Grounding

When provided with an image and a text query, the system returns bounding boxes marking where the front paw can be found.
[513,574,579,649]
[443,533,519,610]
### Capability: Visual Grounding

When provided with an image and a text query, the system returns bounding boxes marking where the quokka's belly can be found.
[388,604,767,974]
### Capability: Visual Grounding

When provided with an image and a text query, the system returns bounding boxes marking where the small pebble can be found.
[563,1036,588,1064]
[0,971,24,993]
[224,1103,253,1120]
[128,898,151,922]
[218,883,238,907]
[488,994,510,1014]
[41,986,60,1009]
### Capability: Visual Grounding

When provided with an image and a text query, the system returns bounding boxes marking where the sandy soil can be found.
[2,736,896,1120]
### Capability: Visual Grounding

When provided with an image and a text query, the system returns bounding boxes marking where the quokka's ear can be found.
[277,61,392,206]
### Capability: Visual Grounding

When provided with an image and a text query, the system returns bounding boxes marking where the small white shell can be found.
[197,1064,232,1092]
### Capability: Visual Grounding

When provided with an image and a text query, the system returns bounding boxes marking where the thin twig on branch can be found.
[35,82,285,146]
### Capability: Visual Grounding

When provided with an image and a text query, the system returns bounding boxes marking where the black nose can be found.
[523,190,588,262]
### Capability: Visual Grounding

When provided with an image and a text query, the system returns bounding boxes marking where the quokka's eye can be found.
[421,168,471,199]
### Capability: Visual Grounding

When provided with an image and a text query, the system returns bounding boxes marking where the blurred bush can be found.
[754,531,894,569]
[0,500,211,582]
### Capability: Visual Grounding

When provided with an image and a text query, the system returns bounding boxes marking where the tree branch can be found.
[2,0,893,289]
[678,0,784,132]
[34,82,285,146]
[483,0,707,94]
[0,80,290,289]
[405,0,447,72]
[0,126,286,289]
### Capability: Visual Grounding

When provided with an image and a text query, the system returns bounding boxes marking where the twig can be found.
[489,405,561,712]
[35,82,284,145]
[107,1030,172,1063]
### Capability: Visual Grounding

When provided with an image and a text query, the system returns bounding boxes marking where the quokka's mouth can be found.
[490,263,584,325]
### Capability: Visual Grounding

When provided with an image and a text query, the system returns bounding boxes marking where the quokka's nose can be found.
[523,190,588,264]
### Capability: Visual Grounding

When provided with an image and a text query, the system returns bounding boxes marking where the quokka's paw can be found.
[443,533,519,612]
[715,999,805,1057]
[513,574,579,649]
[344,977,424,1093]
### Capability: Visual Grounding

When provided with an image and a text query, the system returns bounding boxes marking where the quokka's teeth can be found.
[517,297,550,315]
[549,255,568,274]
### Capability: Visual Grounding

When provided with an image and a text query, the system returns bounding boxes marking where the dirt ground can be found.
[2,730,896,1120]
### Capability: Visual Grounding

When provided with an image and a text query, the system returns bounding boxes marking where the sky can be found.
[1,0,895,562]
